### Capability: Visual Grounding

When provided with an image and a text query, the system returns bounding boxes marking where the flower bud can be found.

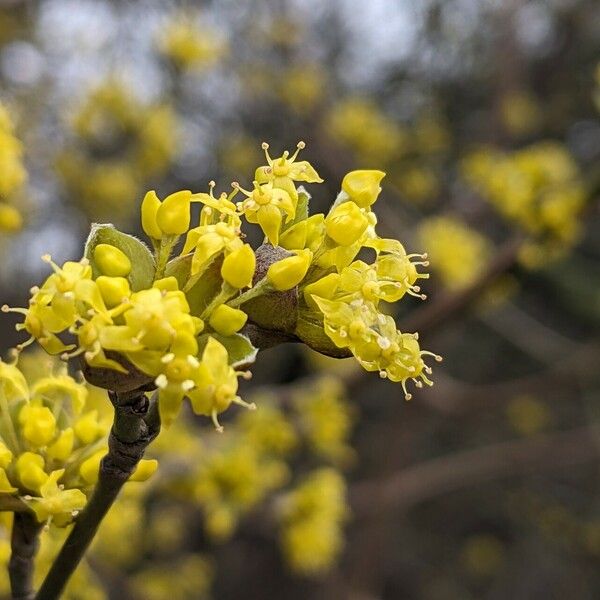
[0,204,23,232]
[19,405,57,447]
[46,428,75,462]
[0,441,13,468]
[0,361,29,401]
[16,452,48,492]
[141,190,163,239]
[341,170,386,208]
[267,249,312,291]
[303,273,340,308]
[221,244,256,289]
[96,276,130,308]
[80,449,106,485]
[325,202,369,246]
[129,459,158,482]
[280,220,308,250]
[156,190,192,235]
[93,244,132,277]
[153,276,179,292]
[0,468,16,493]
[209,304,248,336]
[74,410,102,444]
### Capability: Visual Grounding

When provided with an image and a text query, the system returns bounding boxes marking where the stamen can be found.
[187,355,200,368]
[161,353,175,364]
[232,397,257,410]
[16,337,35,352]
[155,374,168,389]
[181,379,195,391]
[211,409,224,433]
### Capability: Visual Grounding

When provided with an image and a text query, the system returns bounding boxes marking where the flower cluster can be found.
[291,376,355,465]
[144,374,355,557]
[417,215,492,290]
[0,103,27,233]
[156,11,226,72]
[6,142,438,432]
[0,357,154,526]
[462,142,586,266]
[55,78,178,222]
[325,100,449,204]
[278,468,347,575]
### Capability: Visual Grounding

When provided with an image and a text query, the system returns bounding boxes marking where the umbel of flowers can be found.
[0,358,155,526]
[4,142,440,431]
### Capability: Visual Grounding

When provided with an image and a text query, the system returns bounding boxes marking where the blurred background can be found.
[0,0,599,598]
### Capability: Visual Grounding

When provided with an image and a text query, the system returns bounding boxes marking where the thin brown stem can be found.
[34,389,160,600]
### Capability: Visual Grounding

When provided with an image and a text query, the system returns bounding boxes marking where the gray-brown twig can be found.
[34,389,160,600]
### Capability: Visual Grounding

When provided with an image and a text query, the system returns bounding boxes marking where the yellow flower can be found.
[157,15,225,71]
[417,216,491,290]
[93,244,132,277]
[0,203,23,232]
[325,202,369,246]
[156,190,193,235]
[235,181,295,246]
[0,469,16,493]
[141,190,163,240]
[209,304,248,336]
[326,98,406,164]
[0,359,29,401]
[220,244,256,289]
[278,65,326,114]
[188,337,251,432]
[182,220,243,278]
[153,332,202,426]
[341,170,386,208]
[46,428,75,462]
[0,442,12,468]
[280,214,325,252]
[19,403,57,447]
[74,410,105,444]
[255,141,322,201]
[96,276,131,308]
[267,249,313,291]
[118,288,200,353]
[79,449,106,484]
[129,459,158,482]
[312,297,440,399]
[4,256,106,354]
[16,452,48,492]
[25,469,87,523]
[279,468,347,575]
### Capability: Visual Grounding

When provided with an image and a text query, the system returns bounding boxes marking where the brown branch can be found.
[351,424,600,517]
[34,390,161,600]
[400,236,524,336]
[9,512,43,600]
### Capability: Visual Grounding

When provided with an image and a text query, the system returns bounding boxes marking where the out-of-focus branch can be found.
[399,236,524,336]
[351,424,600,517]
